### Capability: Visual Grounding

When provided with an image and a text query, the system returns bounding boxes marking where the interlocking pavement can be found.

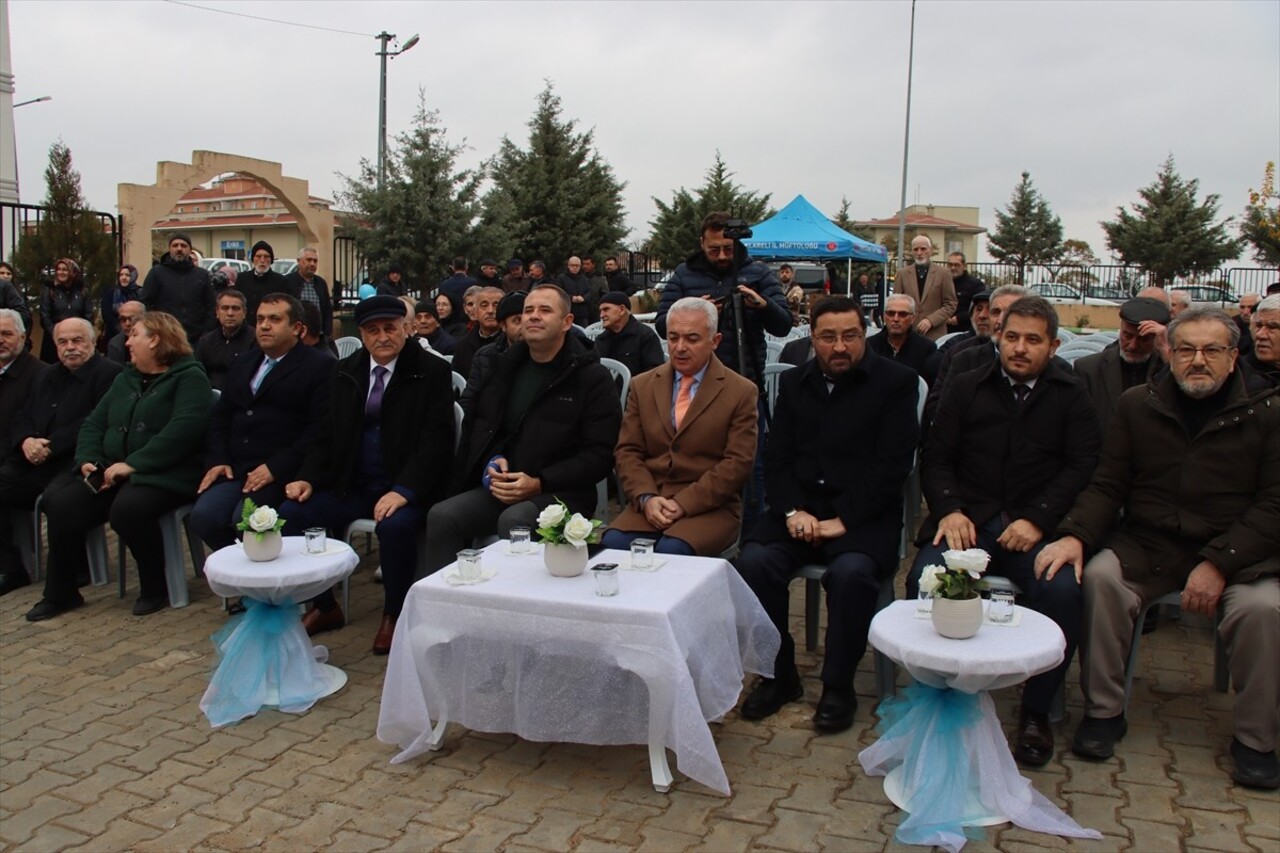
[2,538,1276,852]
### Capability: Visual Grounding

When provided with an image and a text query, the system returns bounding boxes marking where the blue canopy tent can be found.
[741,194,888,298]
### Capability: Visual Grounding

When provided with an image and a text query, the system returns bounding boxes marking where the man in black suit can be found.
[191,293,333,555]
[735,296,920,733]
[283,247,333,346]
[0,310,47,467]
[866,293,938,385]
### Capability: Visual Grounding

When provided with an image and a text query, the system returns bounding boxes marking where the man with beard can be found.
[237,241,291,320]
[735,297,919,733]
[893,235,957,342]
[140,232,216,345]
[450,286,504,380]
[1074,296,1171,435]
[1243,294,1279,387]
[1038,306,1280,789]
[557,256,593,327]
[945,253,985,334]
[866,293,938,384]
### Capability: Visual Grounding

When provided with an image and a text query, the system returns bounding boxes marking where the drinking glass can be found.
[304,528,327,555]
[593,564,620,596]
[457,549,483,581]
[988,589,1015,623]
[916,588,933,613]
[509,525,532,554]
[631,538,656,570]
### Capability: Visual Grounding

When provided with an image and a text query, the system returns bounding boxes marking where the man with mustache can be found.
[1075,296,1171,435]
[1038,306,1280,790]
[1243,294,1279,388]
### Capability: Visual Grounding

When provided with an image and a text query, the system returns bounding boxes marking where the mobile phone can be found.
[83,466,106,493]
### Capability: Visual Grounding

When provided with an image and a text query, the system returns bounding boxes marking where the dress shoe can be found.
[132,597,167,616]
[1071,713,1127,760]
[1231,738,1280,790]
[302,605,345,636]
[0,570,32,597]
[372,615,396,655]
[1013,707,1054,766]
[25,594,85,622]
[813,684,857,733]
[741,671,803,721]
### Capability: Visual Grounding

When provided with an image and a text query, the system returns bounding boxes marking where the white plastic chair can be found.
[598,358,632,411]
[765,340,784,364]
[761,363,794,418]
[334,336,362,358]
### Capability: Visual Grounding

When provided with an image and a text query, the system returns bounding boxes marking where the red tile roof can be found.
[856,213,986,233]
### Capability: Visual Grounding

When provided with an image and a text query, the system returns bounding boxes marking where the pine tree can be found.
[987,171,1064,285]
[1242,161,1280,265]
[647,152,773,269]
[485,82,627,273]
[337,91,502,290]
[1101,156,1242,285]
[10,141,119,297]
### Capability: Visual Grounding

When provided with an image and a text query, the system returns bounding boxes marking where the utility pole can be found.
[895,0,917,269]
[375,31,419,190]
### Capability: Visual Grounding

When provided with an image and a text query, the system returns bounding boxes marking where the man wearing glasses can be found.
[1038,306,1280,790]
[735,297,919,733]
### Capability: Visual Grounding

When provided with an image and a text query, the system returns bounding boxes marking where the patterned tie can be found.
[366,366,388,418]
[250,357,277,394]
[1012,383,1030,407]
[674,374,694,429]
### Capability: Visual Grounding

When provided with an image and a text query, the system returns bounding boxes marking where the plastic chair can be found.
[1123,591,1228,710]
[334,336,362,358]
[761,363,794,418]
[598,358,632,411]
[583,322,605,340]
[934,331,964,348]
[451,371,467,398]
[765,340,784,364]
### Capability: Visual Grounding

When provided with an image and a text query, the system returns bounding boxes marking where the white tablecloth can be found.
[859,601,1100,851]
[204,537,358,604]
[376,544,779,795]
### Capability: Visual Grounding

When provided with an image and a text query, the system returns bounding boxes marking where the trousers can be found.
[599,528,694,556]
[423,488,558,575]
[189,478,288,552]
[0,458,66,574]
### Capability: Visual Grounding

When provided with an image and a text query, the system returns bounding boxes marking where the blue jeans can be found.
[600,528,695,556]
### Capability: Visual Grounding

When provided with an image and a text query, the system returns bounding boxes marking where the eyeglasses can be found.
[1171,344,1234,363]
[814,331,865,345]
[883,310,912,318]
[704,244,734,258]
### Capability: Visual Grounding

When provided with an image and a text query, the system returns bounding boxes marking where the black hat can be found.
[355,295,408,327]
[414,300,439,320]
[1119,296,1170,326]
[497,290,527,322]
[508,258,523,269]
[1267,281,1280,295]
[388,262,404,275]
[599,291,630,308]
[168,231,193,248]
[250,240,274,262]
[970,289,991,304]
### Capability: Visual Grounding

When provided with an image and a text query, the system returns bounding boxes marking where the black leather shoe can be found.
[25,594,85,622]
[0,570,32,597]
[1014,708,1054,766]
[132,597,167,616]
[741,672,803,721]
[813,684,856,733]
[1072,714,1127,760]
[1231,739,1280,790]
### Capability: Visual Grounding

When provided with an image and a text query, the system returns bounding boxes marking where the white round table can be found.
[200,537,359,728]
[859,600,1100,851]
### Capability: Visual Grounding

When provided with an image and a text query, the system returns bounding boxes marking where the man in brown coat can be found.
[1037,306,1280,790]
[602,297,758,556]
[893,235,957,341]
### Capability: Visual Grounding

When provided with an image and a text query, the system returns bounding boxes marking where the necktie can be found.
[251,357,277,394]
[674,374,694,429]
[1012,383,1030,406]
[366,366,388,418]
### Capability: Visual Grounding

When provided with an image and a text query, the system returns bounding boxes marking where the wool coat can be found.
[894,263,957,341]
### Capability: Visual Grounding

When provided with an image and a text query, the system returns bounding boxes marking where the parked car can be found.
[767,261,829,293]
[272,259,298,277]
[1180,284,1237,306]
[1031,283,1119,307]
[198,257,251,276]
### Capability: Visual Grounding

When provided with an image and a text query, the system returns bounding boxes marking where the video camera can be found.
[721,219,753,241]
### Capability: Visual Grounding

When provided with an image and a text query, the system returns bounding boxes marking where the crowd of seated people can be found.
[3,226,1276,792]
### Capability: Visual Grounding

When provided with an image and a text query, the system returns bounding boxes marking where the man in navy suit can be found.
[190,293,333,552]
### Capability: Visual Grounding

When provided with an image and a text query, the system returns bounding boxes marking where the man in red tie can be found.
[604,297,758,556]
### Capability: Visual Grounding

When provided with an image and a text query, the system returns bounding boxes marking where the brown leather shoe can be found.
[1014,707,1054,767]
[301,605,345,636]
[372,615,396,655]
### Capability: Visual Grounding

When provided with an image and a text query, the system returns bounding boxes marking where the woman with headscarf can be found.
[39,258,92,363]
[100,264,142,348]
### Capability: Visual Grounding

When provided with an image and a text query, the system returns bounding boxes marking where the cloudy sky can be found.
[8,0,1279,264]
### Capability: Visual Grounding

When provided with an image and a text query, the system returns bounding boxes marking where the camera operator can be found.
[656,211,792,385]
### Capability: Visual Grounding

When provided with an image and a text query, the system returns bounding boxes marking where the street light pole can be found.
[895,0,917,269]
[375,31,419,191]
[13,95,51,108]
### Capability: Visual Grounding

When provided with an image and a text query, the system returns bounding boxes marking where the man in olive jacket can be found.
[1038,307,1280,790]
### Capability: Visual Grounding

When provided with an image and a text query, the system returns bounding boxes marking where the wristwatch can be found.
[785,508,802,520]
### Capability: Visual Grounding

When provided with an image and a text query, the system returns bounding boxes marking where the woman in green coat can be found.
[27,311,213,621]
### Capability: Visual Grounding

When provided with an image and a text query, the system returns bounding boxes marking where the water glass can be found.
[916,588,933,613]
[304,527,327,555]
[509,525,532,554]
[631,538,656,570]
[593,564,620,596]
[989,589,1015,623]
[457,549,483,581]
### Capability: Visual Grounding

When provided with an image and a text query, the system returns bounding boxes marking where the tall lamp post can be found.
[895,0,917,269]
[375,31,419,190]
[14,95,51,108]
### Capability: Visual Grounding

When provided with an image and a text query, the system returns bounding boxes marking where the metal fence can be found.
[948,262,1277,301]
[331,234,366,310]
[1,201,124,279]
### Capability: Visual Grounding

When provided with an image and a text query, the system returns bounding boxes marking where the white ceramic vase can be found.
[243,530,283,562]
[931,595,983,639]
[543,542,588,578]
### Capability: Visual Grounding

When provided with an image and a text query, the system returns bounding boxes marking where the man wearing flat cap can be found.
[594,292,664,378]
[280,295,455,655]
[1074,295,1171,436]
[411,300,456,355]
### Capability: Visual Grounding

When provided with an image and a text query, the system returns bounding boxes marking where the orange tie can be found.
[674,374,694,429]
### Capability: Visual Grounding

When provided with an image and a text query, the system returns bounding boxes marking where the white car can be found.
[272,259,298,277]
[1031,283,1120,307]
[199,257,251,276]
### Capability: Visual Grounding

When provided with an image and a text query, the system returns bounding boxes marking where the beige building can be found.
[854,204,986,262]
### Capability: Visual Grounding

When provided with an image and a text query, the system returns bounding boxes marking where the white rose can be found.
[918,565,942,595]
[943,548,990,577]
[563,514,593,547]
[248,505,278,533]
[537,503,567,529]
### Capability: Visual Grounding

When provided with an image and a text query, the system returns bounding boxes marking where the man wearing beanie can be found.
[411,300,456,355]
[594,291,664,377]
[238,241,292,320]
[459,290,525,417]
[140,232,216,345]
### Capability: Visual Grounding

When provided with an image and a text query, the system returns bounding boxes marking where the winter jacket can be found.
[557,271,593,327]
[11,353,120,464]
[2,279,32,329]
[284,272,333,342]
[140,254,216,344]
[237,269,292,321]
[195,323,257,391]
[594,315,665,378]
[40,282,92,332]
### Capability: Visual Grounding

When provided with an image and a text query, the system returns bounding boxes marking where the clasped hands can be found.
[485,457,542,506]
[643,495,686,530]
[22,437,52,466]
[786,510,845,544]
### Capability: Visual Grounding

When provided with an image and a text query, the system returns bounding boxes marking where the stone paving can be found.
[1,537,1276,852]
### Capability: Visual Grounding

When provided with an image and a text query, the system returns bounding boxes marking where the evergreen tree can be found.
[1242,161,1280,265]
[338,91,501,289]
[485,82,627,273]
[831,195,874,242]
[10,141,118,297]
[987,171,1064,285]
[647,152,773,269]
[1101,156,1242,285]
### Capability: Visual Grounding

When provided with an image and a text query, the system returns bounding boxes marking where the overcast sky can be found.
[9,0,1279,264]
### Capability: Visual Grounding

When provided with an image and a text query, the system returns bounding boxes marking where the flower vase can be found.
[543,542,588,578]
[243,531,283,562]
[931,595,984,639]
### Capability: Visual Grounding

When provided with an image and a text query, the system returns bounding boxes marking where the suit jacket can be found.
[0,351,48,464]
[894,263,957,341]
[611,356,758,554]
[205,343,334,481]
[11,354,121,465]
[1073,343,1163,437]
